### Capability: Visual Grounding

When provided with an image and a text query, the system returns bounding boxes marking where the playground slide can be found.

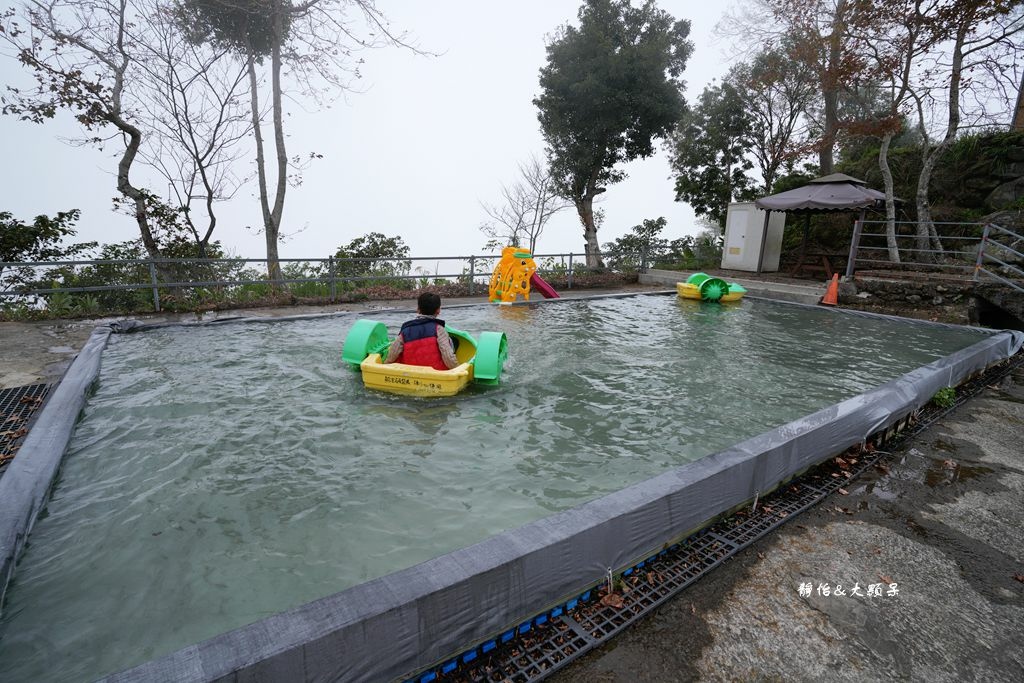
[530,273,560,299]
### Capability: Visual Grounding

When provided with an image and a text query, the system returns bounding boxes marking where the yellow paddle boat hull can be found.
[359,354,474,397]
[676,282,746,302]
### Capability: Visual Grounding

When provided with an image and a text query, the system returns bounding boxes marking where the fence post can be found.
[568,253,574,289]
[468,256,475,296]
[973,223,992,282]
[148,260,161,312]
[329,256,337,302]
[845,219,863,281]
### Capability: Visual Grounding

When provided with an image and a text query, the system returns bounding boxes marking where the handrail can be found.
[2,251,649,312]
[846,221,1023,298]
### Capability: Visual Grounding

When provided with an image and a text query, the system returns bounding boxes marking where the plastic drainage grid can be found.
[0,383,50,475]
[406,352,1024,683]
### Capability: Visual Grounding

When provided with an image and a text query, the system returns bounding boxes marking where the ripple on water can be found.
[0,296,986,681]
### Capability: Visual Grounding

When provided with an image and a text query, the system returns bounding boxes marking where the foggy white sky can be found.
[0,1,736,260]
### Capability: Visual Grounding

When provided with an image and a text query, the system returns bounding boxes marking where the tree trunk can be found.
[1013,68,1024,131]
[268,3,288,285]
[113,117,161,259]
[248,53,282,285]
[819,88,838,176]
[878,131,900,263]
[818,0,846,176]
[573,171,606,268]
[916,20,966,262]
[108,64,159,259]
[575,196,603,268]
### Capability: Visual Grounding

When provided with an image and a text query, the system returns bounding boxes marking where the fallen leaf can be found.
[757,552,765,560]
[600,593,623,609]
[1013,574,1024,584]
[879,574,893,584]
[689,602,696,615]
[876,463,891,474]
[942,459,957,470]
[838,488,849,495]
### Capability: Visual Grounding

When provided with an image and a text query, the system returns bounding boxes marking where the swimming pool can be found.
[0,294,1014,681]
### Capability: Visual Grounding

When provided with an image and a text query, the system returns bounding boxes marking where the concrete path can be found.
[554,365,1024,682]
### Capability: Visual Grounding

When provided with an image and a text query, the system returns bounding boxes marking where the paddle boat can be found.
[342,319,508,397]
[676,272,748,302]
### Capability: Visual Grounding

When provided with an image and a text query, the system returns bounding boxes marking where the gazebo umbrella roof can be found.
[754,173,887,213]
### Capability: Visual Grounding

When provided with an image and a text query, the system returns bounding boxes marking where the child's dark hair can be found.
[417,291,441,315]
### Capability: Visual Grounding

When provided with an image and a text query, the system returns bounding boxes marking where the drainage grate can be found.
[408,352,1024,683]
[0,383,51,474]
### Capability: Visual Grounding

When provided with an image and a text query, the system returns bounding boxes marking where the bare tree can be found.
[178,0,420,284]
[910,1,1024,257]
[851,0,942,263]
[719,0,865,175]
[728,46,817,193]
[479,155,571,253]
[134,5,253,256]
[2,0,164,257]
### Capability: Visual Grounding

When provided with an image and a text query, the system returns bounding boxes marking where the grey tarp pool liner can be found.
[0,324,112,608]
[0,295,1019,682]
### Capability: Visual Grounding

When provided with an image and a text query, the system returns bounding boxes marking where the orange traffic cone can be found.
[820,273,840,306]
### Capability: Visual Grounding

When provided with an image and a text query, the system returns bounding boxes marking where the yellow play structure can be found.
[488,246,560,303]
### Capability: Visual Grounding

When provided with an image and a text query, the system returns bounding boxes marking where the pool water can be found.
[0,295,986,680]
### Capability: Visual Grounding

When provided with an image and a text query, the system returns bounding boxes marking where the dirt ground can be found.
[2,284,1022,681]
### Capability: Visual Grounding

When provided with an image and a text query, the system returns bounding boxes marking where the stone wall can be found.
[841,278,973,308]
[842,278,1024,330]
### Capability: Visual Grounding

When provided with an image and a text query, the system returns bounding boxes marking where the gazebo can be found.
[752,173,888,275]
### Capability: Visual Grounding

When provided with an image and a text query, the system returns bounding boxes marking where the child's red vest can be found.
[397,317,449,370]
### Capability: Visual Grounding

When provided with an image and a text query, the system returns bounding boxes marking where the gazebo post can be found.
[800,214,811,264]
[845,209,866,280]
[756,210,771,274]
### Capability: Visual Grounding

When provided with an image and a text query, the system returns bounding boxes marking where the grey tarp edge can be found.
[0,324,112,610]
[103,328,1023,683]
[107,287,990,338]
[109,289,669,333]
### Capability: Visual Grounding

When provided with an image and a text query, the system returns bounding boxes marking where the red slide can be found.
[530,273,561,299]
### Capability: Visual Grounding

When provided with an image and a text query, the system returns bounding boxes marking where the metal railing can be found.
[0,252,595,313]
[845,220,1024,293]
[973,223,1024,293]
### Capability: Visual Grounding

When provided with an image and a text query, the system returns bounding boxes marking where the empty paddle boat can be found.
[676,273,747,302]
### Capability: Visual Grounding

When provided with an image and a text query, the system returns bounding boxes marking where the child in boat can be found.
[382,292,459,370]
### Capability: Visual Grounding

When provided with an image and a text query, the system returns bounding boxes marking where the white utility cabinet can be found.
[721,202,786,272]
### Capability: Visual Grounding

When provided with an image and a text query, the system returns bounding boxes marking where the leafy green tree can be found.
[534,0,693,267]
[0,210,95,292]
[333,232,411,286]
[669,81,756,228]
[602,217,669,271]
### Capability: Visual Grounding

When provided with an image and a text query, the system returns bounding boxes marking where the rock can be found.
[995,161,1024,178]
[857,291,872,299]
[936,285,947,292]
[907,294,922,303]
[933,296,945,305]
[985,177,1024,210]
